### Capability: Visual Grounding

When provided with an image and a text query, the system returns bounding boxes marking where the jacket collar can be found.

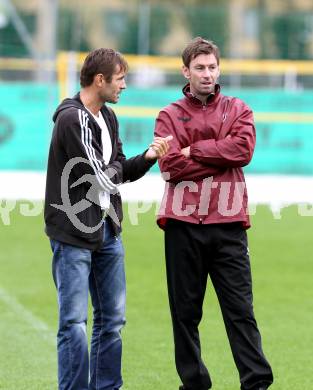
[72,92,115,139]
[182,83,221,106]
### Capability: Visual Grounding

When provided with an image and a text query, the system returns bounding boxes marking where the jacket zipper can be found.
[222,97,230,122]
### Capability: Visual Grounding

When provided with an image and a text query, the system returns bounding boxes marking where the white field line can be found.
[0,286,55,346]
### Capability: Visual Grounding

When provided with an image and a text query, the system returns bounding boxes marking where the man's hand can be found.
[181,146,190,158]
[145,135,173,160]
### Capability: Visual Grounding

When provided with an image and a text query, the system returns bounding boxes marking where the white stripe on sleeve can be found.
[78,109,118,192]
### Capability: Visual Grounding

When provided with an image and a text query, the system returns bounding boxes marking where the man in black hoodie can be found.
[44,48,171,390]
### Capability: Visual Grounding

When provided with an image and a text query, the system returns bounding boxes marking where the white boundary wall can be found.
[1,171,313,208]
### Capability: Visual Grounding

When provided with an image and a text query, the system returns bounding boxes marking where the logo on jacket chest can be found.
[177,116,191,122]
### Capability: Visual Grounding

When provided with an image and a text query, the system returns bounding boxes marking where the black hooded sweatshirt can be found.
[44,93,155,250]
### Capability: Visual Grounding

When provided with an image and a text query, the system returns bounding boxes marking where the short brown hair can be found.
[80,48,128,87]
[182,37,220,67]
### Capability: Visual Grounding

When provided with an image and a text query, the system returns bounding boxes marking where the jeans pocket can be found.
[50,238,56,251]
[50,238,63,253]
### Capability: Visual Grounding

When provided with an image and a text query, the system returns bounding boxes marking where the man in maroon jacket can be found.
[155,37,273,390]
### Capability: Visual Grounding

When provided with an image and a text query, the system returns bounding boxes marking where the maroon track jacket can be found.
[154,84,256,230]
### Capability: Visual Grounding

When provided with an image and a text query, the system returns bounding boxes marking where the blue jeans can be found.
[51,219,126,390]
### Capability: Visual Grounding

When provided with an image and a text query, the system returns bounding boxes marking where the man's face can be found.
[182,53,220,97]
[98,65,127,104]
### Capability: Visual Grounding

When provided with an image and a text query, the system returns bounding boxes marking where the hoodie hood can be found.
[52,93,83,122]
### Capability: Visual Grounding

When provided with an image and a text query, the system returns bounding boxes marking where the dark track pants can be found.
[164,220,273,390]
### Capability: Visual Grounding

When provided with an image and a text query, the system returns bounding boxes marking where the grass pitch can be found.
[0,203,312,389]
